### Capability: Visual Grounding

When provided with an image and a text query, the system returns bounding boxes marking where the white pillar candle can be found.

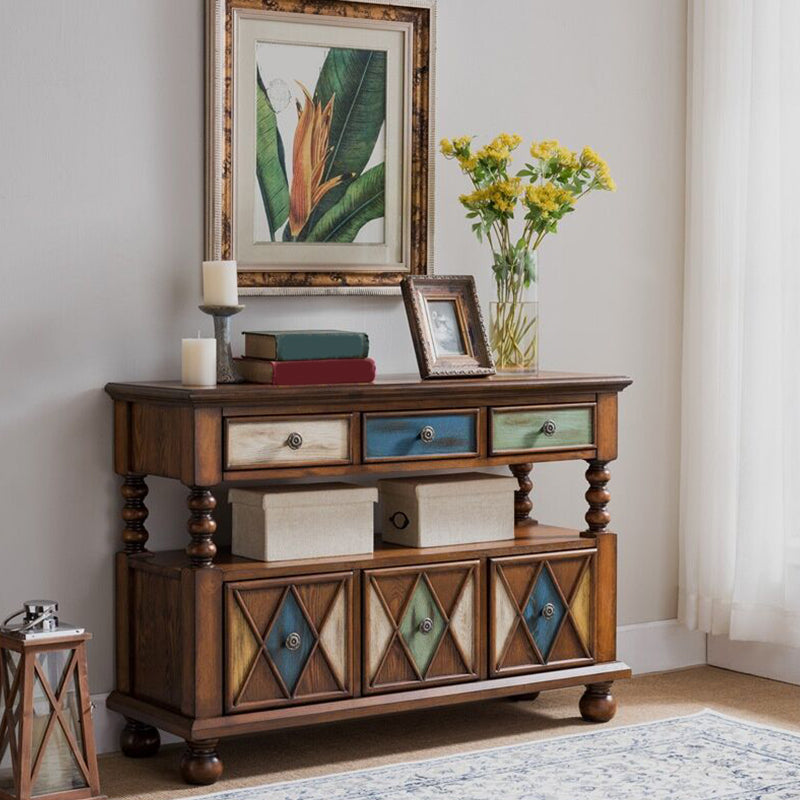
[202,260,238,307]
[182,336,217,386]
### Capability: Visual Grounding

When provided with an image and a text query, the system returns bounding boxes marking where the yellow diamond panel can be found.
[572,568,592,649]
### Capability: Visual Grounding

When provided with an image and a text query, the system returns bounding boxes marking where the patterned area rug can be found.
[190,711,800,800]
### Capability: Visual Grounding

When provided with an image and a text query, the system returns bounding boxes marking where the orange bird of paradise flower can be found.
[288,82,345,237]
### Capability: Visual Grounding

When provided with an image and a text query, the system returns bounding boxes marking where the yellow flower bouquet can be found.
[441,134,615,371]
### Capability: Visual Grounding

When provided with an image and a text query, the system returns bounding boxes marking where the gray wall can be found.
[0,0,686,690]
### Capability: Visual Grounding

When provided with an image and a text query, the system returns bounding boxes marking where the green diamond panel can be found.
[399,579,445,674]
[523,568,565,660]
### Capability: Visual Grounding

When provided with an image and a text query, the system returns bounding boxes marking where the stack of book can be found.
[234,330,376,386]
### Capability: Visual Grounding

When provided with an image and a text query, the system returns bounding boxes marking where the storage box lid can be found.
[229,482,378,509]
[377,472,517,499]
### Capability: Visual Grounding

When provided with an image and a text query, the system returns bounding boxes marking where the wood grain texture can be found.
[491,405,594,454]
[363,561,479,694]
[131,570,183,712]
[225,573,353,712]
[226,415,351,469]
[489,550,596,678]
[363,410,479,461]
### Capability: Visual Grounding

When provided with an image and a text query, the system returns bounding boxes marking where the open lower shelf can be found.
[131,523,594,578]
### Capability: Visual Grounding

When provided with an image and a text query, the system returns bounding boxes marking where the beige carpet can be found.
[100,666,800,799]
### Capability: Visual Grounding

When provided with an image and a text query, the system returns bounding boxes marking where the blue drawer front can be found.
[365,413,478,460]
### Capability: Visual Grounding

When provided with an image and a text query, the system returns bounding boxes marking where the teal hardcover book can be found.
[243,330,370,361]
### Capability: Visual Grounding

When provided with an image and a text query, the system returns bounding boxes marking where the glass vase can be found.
[490,251,539,373]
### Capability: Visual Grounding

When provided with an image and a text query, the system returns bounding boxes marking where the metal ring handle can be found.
[542,603,556,619]
[418,617,434,634]
[420,425,436,443]
[285,632,302,651]
[1,609,55,633]
[389,511,410,530]
[286,432,303,450]
[541,419,557,437]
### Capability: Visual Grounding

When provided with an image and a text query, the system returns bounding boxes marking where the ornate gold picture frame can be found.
[206,0,436,295]
[402,276,495,378]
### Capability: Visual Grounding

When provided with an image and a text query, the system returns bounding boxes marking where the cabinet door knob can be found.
[542,603,556,619]
[541,419,557,437]
[419,425,436,443]
[286,432,303,450]
[419,617,434,634]
[285,632,302,651]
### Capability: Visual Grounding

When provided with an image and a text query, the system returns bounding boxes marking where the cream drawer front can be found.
[226,415,352,469]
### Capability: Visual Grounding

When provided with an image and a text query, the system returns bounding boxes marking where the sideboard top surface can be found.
[105,371,632,407]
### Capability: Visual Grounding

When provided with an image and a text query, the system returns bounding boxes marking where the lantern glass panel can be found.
[31,651,87,796]
[0,649,22,793]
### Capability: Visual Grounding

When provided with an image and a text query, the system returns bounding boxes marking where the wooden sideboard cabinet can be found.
[105,372,631,785]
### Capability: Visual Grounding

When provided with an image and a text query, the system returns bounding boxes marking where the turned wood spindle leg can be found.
[186,487,217,568]
[180,739,223,785]
[121,474,149,553]
[579,681,617,722]
[120,718,161,758]
[510,463,538,528]
[584,460,611,534]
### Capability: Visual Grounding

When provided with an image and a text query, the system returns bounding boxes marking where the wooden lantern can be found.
[0,603,104,800]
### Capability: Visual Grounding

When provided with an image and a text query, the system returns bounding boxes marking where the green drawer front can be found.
[491,406,594,453]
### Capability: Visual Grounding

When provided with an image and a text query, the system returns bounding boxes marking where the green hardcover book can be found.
[243,330,370,361]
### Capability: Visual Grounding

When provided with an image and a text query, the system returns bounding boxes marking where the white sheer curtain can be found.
[679,0,800,647]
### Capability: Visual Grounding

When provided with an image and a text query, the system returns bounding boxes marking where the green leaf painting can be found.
[254,44,386,244]
[305,164,385,242]
[256,70,289,241]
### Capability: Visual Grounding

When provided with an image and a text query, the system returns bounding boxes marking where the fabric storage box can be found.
[229,483,377,561]
[378,472,516,547]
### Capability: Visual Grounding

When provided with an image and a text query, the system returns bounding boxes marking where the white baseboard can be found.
[89,620,708,756]
[708,635,800,685]
[617,618,707,675]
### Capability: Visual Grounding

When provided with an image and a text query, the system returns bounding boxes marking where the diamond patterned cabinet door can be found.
[225,572,353,712]
[363,561,480,694]
[490,550,596,677]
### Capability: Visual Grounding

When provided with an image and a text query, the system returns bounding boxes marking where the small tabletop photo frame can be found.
[402,276,495,378]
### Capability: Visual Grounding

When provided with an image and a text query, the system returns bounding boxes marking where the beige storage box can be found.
[229,483,377,562]
[378,473,516,547]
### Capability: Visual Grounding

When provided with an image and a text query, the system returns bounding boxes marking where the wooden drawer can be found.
[363,410,479,462]
[225,572,353,712]
[489,550,595,677]
[363,561,480,694]
[490,404,594,454]
[225,414,352,469]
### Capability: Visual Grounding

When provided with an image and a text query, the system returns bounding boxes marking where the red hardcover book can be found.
[234,357,376,386]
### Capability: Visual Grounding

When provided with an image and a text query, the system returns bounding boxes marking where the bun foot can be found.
[507,691,540,702]
[120,718,160,758]
[579,681,617,723]
[181,740,223,785]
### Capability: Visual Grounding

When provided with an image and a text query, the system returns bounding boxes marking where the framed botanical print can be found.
[206,0,436,295]
[401,276,495,378]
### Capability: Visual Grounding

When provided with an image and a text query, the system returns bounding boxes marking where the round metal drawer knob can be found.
[542,603,556,619]
[286,432,303,450]
[285,632,302,651]
[420,425,436,443]
[541,419,558,437]
[419,617,434,634]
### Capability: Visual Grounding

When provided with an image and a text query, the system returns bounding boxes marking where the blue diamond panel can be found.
[523,569,566,661]
[266,591,315,693]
